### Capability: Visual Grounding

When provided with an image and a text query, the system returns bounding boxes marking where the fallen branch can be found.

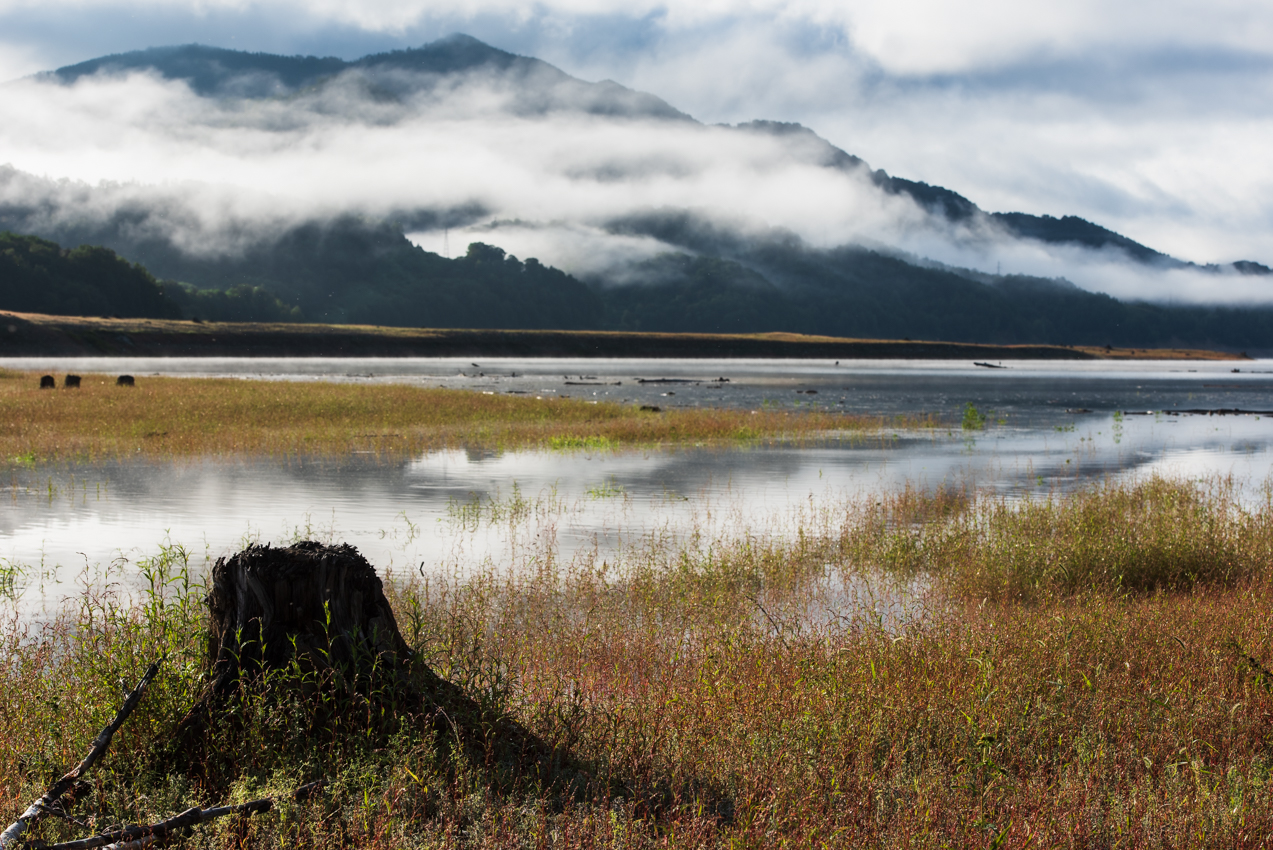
[98,840,156,850]
[0,662,161,850]
[40,782,325,850]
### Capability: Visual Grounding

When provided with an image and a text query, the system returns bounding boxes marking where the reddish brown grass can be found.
[3,478,1273,847]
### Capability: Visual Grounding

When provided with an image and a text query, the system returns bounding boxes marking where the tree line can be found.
[3,226,1272,352]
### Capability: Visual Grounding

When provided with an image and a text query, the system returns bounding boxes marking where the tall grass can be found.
[851,477,1268,601]
[5,476,1273,846]
[0,371,927,461]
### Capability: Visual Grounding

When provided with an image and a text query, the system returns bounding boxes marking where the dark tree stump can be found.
[181,542,572,791]
[205,541,412,695]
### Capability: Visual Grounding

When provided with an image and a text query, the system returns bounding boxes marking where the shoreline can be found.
[0,310,1246,361]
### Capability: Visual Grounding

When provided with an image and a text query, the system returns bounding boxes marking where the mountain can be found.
[45,45,348,97]
[0,226,604,327]
[32,37,1264,270]
[140,222,604,329]
[989,213,1177,265]
[3,36,1270,350]
[595,209,1273,348]
[7,223,1273,352]
[729,122,1235,269]
[44,35,691,120]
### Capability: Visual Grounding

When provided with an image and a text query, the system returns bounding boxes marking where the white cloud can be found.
[821,0,1273,74]
[6,0,1273,76]
[0,0,1270,295]
[2,65,1267,307]
[534,12,1269,266]
[0,70,920,254]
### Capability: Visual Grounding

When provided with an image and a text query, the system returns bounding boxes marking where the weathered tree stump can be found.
[205,541,413,696]
[181,542,568,789]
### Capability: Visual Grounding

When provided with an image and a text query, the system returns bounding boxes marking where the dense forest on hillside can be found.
[0,232,180,319]
[110,221,604,329]
[0,232,300,322]
[3,226,1272,351]
[599,210,1273,349]
[0,228,603,329]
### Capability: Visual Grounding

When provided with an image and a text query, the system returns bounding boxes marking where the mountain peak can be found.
[352,33,523,75]
[33,35,690,120]
[39,34,532,96]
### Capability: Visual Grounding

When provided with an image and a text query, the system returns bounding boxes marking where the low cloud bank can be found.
[0,64,1267,305]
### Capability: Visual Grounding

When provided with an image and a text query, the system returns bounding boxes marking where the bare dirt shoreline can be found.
[0,310,1245,361]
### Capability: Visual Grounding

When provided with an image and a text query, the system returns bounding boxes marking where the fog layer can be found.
[0,55,1266,304]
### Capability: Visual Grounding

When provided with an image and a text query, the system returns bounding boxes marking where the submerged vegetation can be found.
[4,476,1273,846]
[0,371,920,462]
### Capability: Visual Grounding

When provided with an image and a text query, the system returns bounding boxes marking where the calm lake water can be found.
[4,357,1273,613]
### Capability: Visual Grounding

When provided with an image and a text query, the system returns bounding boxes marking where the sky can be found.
[0,0,1269,300]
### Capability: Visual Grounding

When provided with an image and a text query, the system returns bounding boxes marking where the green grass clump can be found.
[547,434,617,451]
[961,401,988,430]
[950,477,1257,599]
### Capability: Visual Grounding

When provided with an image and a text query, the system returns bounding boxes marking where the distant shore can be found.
[0,310,1246,361]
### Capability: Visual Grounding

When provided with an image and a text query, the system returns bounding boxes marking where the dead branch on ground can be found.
[0,663,161,849]
[0,660,321,850]
[38,782,325,850]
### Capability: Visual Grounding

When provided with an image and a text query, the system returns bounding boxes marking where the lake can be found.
[4,357,1273,613]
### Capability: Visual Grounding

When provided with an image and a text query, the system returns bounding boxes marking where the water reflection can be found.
[3,358,1273,615]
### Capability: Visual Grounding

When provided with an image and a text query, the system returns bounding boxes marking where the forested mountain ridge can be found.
[3,36,1270,350]
[38,40,1260,271]
[730,121,1257,270]
[593,220,1273,349]
[0,229,601,328]
[41,36,692,120]
[0,231,302,322]
[0,231,179,319]
[5,227,1273,352]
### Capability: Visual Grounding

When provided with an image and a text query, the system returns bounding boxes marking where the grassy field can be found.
[0,370,920,461]
[4,477,1273,847]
